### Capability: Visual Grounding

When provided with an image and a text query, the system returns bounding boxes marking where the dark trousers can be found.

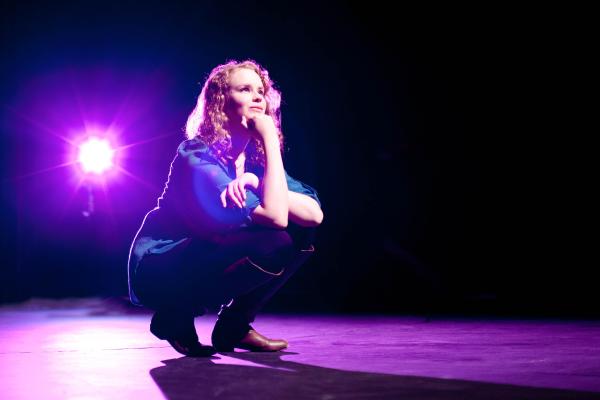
[132,224,316,340]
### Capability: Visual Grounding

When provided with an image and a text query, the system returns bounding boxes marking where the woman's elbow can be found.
[250,205,288,229]
[313,209,324,226]
[302,209,323,227]
[272,216,289,229]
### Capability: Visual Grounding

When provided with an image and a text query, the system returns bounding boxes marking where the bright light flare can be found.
[78,137,115,174]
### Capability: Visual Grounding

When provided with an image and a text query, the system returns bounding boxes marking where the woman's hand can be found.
[220,172,259,208]
[242,114,279,141]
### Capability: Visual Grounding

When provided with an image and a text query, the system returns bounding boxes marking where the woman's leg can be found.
[201,226,297,304]
[132,226,313,353]
[222,225,316,323]
[211,225,317,350]
[132,240,216,356]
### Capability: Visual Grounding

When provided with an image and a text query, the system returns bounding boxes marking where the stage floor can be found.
[1,298,599,399]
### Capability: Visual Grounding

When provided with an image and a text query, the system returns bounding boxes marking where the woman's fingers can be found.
[236,182,246,207]
[220,189,227,208]
[238,176,249,200]
[235,181,247,204]
[227,182,243,208]
[222,179,248,209]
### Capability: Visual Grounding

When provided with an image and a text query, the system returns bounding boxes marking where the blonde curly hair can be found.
[185,59,284,168]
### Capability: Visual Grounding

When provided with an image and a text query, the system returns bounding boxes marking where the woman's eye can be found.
[239,87,264,96]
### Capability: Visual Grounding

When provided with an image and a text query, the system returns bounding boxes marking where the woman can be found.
[127,60,323,357]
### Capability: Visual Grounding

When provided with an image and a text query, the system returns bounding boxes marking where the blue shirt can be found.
[127,138,321,304]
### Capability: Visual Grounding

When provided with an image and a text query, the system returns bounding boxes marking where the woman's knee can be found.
[248,229,295,270]
[286,224,317,251]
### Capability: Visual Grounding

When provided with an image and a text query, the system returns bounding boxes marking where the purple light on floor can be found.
[78,137,115,174]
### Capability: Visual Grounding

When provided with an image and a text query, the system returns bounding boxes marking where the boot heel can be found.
[150,313,169,340]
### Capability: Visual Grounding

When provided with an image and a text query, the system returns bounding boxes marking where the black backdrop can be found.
[1,1,593,316]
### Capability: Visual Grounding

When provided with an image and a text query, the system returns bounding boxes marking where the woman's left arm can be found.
[239,170,324,227]
[288,191,323,227]
[225,172,324,227]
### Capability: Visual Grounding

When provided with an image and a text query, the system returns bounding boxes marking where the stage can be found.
[1,298,599,399]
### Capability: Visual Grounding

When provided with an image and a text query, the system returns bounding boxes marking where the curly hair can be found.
[185,59,284,168]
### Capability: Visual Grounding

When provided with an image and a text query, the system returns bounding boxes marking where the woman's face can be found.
[225,68,267,122]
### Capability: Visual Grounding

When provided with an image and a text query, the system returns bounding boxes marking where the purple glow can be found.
[68,126,125,186]
[6,65,176,243]
[2,302,600,398]
[78,137,115,174]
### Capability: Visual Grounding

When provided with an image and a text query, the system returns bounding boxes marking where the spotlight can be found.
[78,137,114,175]
[75,136,117,218]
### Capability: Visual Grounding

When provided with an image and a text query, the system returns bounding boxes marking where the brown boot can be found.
[236,329,288,352]
[211,256,283,352]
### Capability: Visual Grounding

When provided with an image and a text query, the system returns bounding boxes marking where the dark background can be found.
[1,1,593,316]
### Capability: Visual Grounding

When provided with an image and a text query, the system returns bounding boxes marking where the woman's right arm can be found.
[248,117,289,229]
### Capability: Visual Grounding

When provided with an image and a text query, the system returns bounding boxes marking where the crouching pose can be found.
[127,59,323,356]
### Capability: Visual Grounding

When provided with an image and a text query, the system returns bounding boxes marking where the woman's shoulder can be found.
[176,137,217,166]
[177,137,207,155]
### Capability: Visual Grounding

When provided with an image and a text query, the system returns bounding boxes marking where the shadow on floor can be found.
[150,352,600,400]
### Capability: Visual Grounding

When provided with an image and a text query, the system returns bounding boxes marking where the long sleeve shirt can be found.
[127,137,321,305]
